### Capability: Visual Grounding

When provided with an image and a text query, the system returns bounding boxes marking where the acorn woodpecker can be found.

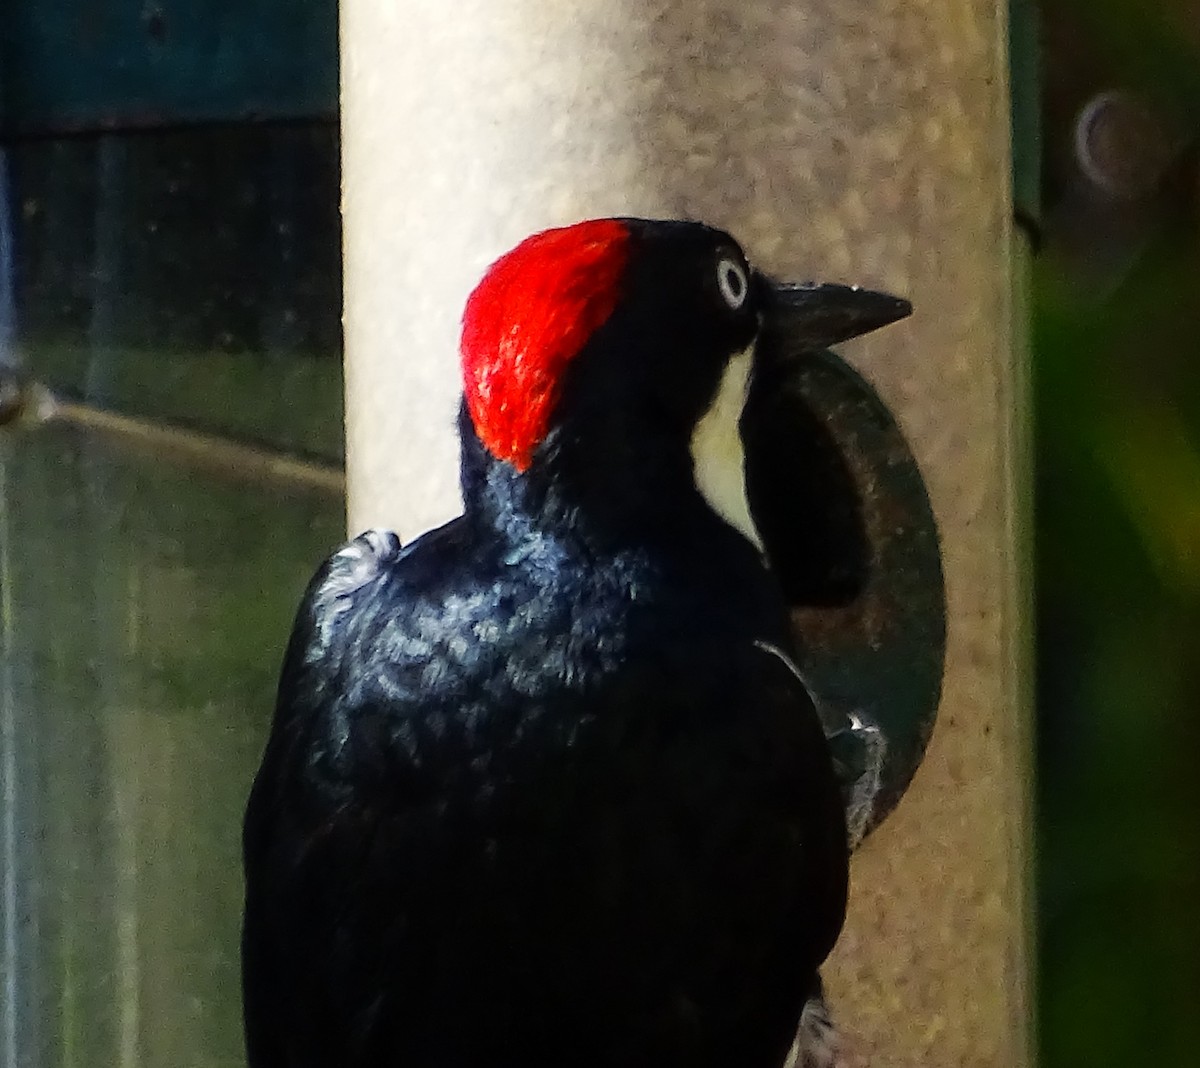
[242,218,910,1068]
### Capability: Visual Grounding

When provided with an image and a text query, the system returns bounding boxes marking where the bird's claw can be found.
[826,712,887,850]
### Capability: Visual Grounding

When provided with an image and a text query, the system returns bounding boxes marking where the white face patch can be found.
[689,343,763,551]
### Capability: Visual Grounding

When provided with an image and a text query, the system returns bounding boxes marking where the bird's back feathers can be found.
[243,517,847,1068]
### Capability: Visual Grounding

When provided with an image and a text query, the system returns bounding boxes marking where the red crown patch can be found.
[461,219,631,471]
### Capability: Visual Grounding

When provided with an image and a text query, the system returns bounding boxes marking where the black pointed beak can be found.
[760,279,912,352]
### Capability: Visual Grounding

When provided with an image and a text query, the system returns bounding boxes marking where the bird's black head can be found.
[458,217,909,547]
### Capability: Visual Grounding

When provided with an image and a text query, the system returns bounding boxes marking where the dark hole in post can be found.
[741,348,946,838]
[743,361,870,608]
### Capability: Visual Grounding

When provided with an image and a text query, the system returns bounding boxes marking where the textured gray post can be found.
[341,3,1027,1065]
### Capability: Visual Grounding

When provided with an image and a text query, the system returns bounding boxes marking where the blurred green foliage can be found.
[1035,3,1200,1060]
[1036,237,1200,1066]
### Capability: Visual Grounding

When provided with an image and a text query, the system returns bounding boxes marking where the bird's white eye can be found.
[716,257,748,310]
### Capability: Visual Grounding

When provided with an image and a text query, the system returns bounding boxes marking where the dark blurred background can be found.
[1035,1,1200,1063]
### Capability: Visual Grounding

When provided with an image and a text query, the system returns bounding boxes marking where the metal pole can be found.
[340,3,1027,1064]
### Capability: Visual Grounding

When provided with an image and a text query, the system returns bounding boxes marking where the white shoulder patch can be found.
[320,528,403,603]
[309,528,403,646]
[690,344,763,550]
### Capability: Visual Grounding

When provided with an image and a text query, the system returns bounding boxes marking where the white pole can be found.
[340,3,1026,1063]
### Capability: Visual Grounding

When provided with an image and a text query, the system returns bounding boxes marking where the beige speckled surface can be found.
[341,2,1027,1064]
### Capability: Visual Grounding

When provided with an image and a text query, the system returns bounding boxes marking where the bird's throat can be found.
[689,345,763,551]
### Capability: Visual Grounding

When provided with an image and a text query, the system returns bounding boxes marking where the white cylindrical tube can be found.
[341,3,1026,1064]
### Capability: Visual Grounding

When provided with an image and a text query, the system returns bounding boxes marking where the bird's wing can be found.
[582,636,849,1009]
[242,522,473,1067]
[241,525,848,1068]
